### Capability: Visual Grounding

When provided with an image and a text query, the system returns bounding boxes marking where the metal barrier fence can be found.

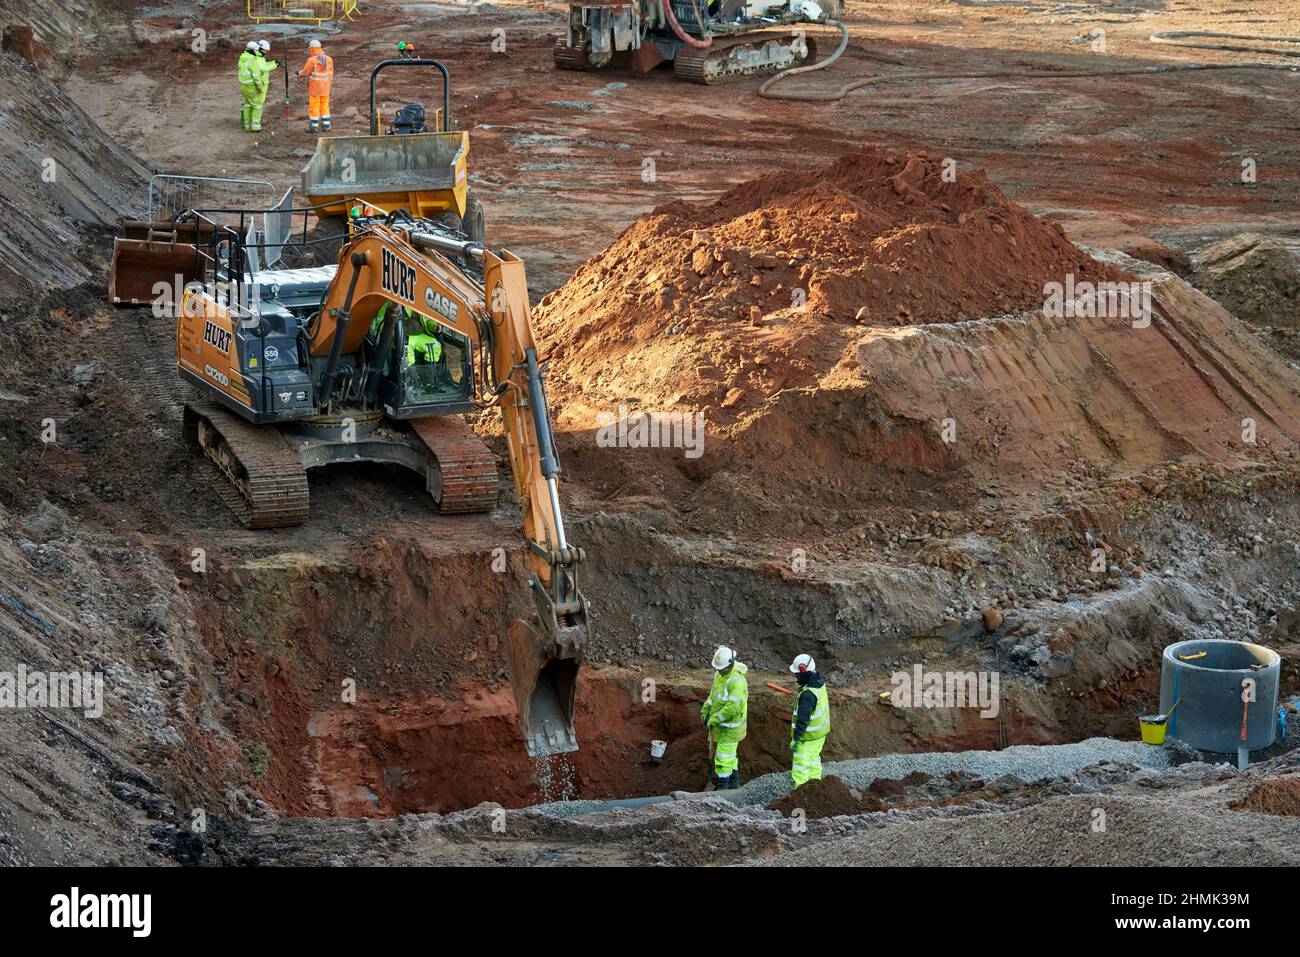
[261,186,296,268]
[148,175,277,227]
[179,194,364,289]
[244,217,262,278]
[247,0,341,23]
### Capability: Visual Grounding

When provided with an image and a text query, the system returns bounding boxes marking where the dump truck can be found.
[301,58,485,259]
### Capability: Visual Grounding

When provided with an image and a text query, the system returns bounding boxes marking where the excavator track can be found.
[674,31,817,84]
[184,403,311,528]
[410,415,500,514]
[553,33,595,70]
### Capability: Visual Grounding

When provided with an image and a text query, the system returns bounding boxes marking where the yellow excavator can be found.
[112,204,588,757]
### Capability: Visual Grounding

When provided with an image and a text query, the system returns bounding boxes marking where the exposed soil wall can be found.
[166,519,1297,817]
[0,53,150,304]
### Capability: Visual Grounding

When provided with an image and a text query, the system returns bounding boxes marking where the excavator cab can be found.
[364,308,475,418]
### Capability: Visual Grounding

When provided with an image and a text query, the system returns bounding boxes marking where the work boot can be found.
[308,120,318,133]
[321,118,331,131]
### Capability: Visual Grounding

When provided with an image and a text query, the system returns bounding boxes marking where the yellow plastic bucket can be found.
[1139,714,1168,745]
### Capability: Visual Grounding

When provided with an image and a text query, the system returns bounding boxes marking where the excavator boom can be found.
[318,219,589,756]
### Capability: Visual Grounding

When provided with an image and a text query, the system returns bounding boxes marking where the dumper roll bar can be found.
[369,58,452,135]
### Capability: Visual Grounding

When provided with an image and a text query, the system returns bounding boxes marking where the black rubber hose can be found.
[757,18,849,100]
[362,301,400,404]
[318,250,366,409]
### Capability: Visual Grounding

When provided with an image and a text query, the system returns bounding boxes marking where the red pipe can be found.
[662,0,712,48]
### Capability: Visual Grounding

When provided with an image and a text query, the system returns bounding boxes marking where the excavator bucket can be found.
[109,238,198,306]
[506,617,582,757]
[108,221,211,306]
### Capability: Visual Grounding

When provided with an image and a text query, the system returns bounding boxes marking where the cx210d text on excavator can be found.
[555,0,842,83]
[111,204,589,757]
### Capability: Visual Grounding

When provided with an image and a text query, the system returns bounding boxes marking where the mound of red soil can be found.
[1230,775,1300,817]
[535,148,1123,425]
[657,151,1119,325]
[534,147,1300,533]
[767,774,886,818]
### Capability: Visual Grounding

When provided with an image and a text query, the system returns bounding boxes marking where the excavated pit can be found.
[4,146,1296,828]
[186,519,1290,818]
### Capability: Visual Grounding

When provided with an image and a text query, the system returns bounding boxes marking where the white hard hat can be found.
[258,39,271,52]
[789,653,816,674]
[309,39,322,48]
[245,41,258,51]
[710,646,735,670]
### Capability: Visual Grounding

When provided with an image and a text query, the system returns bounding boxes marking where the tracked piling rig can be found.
[110,205,590,756]
[554,0,842,83]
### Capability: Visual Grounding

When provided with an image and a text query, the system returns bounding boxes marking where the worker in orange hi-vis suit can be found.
[298,39,334,133]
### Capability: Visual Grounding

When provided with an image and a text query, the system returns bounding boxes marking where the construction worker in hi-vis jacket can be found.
[788,653,831,787]
[299,39,334,132]
[248,40,278,133]
[238,41,260,131]
[701,645,748,789]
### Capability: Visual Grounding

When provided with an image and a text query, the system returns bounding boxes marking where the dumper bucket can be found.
[506,617,582,757]
[300,131,470,220]
[108,221,211,306]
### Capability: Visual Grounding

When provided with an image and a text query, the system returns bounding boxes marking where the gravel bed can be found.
[529,737,1183,818]
[732,737,1181,806]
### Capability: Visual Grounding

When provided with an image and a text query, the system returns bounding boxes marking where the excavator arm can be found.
[314,219,589,756]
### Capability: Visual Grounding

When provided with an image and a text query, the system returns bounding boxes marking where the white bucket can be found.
[650,740,667,760]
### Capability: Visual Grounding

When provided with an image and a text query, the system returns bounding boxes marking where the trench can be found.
[252,658,1179,817]
[189,515,1287,819]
